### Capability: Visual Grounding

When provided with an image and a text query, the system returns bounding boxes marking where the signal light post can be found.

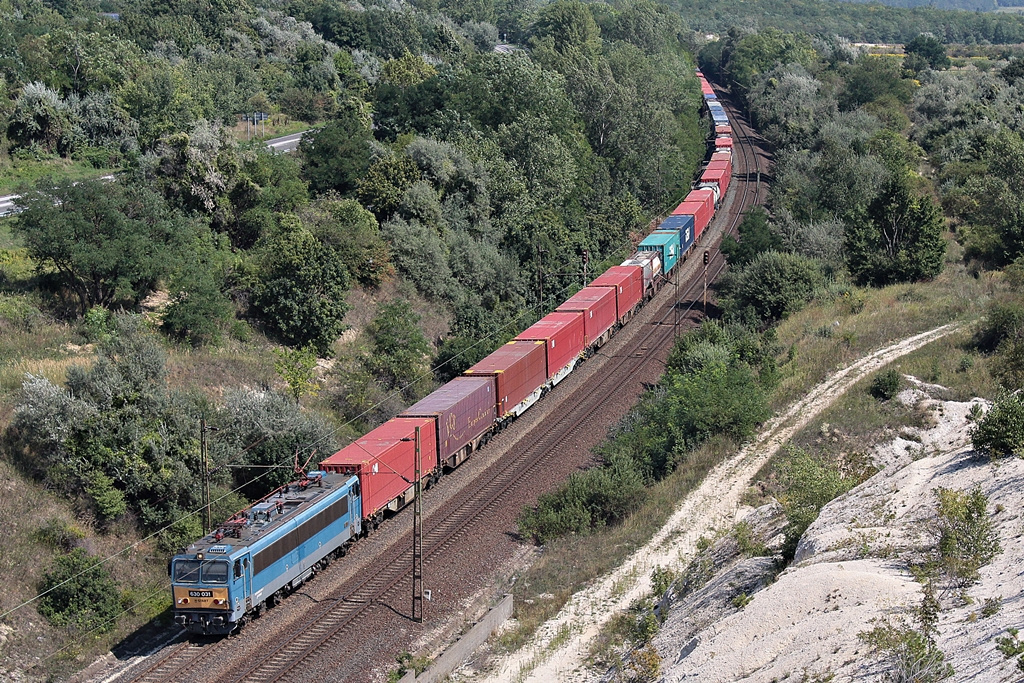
[412,426,423,624]
[703,250,710,315]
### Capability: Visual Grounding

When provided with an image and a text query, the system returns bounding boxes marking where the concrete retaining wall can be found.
[406,594,513,683]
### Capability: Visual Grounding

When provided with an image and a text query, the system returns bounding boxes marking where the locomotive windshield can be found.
[203,561,229,583]
[173,560,229,584]
[174,560,201,583]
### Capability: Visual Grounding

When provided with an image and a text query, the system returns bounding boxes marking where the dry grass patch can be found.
[773,263,994,411]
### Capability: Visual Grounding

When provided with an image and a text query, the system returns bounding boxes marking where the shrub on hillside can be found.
[38,549,122,633]
[774,446,861,556]
[870,368,903,401]
[934,486,1001,590]
[971,393,1024,458]
[721,250,824,324]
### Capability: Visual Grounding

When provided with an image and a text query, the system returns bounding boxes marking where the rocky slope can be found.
[653,380,1023,682]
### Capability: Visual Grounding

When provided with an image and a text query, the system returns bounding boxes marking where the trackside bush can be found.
[518,322,774,543]
[971,394,1024,458]
[38,549,122,633]
[721,250,824,324]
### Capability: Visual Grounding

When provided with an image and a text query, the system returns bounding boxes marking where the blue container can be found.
[658,215,695,255]
[639,231,680,275]
[704,93,717,100]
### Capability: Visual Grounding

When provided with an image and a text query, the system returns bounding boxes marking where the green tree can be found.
[299,109,372,196]
[845,177,946,286]
[273,346,321,403]
[722,250,824,324]
[362,300,433,397]
[14,179,193,316]
[720,207,782,267]
[38,549,123,633]
[252,225,350,354]
[530,0,602,58]
[162,230,235,346]
[904,34,950,71]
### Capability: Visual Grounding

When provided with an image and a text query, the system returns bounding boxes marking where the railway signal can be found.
[703,251,710,314]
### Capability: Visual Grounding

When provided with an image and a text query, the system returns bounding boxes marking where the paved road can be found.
[0,131,309,217]
[265,130,305,153]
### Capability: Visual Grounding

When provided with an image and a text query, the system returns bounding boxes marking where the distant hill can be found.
[834,0,1021,15]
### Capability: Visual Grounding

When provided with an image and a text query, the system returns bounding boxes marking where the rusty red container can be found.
[711,151,731,164]
[557,286,617,346]
[715,125,732,136]
[590,265,644,321]
[715,137,733,151]
[320,417,437,518]
[401,377,497,463]
[516,311,586,378]
[464,340,547,418]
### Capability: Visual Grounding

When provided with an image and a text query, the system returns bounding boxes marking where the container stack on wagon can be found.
[589,265,645,323]
[464,340,548,422]
[169,71,739,637]
[556,286,618,348]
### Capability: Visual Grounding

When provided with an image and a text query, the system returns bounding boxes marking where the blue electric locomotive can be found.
[170,471,361,635]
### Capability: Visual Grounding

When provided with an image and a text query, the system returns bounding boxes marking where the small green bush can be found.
[870,368,903,401]
[971,394,1024,458]
[934,486,1001,589]
[775,446,861,557]
[32,518,86,551]
[38,549,122,633]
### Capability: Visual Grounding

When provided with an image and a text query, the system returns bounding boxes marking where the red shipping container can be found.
[715,137,734,150]
[516,311,586,378]
[320,418,437,518]
[464,340,547,418]
[687,188,716,209]
[557,286,617,346]
[711,151,731,164]
[672,199,712,239]
[590,265,644,321]
[715,125,732,136]
[707,159,732,173]
[401,377,497,463]
[700,168,730,197]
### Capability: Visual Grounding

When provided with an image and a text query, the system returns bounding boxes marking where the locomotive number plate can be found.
[189,590,214,598]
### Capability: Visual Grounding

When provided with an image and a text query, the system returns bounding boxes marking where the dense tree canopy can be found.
[14,179,194,315]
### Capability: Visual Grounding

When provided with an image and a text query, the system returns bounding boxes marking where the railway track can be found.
[116,81,769,683]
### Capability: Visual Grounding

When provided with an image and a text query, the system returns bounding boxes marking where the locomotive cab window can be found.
[233,559,242,579]
[203,560,229,584]
[174,560,201,583]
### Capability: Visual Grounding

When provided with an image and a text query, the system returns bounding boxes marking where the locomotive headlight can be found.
[178,598,189,605]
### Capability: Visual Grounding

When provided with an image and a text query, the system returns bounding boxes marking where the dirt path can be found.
[480,323,960,683]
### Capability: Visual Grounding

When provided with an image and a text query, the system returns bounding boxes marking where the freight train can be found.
[169,71,734,635]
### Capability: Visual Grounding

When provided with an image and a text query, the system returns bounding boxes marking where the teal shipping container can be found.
[639,231,680,275]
